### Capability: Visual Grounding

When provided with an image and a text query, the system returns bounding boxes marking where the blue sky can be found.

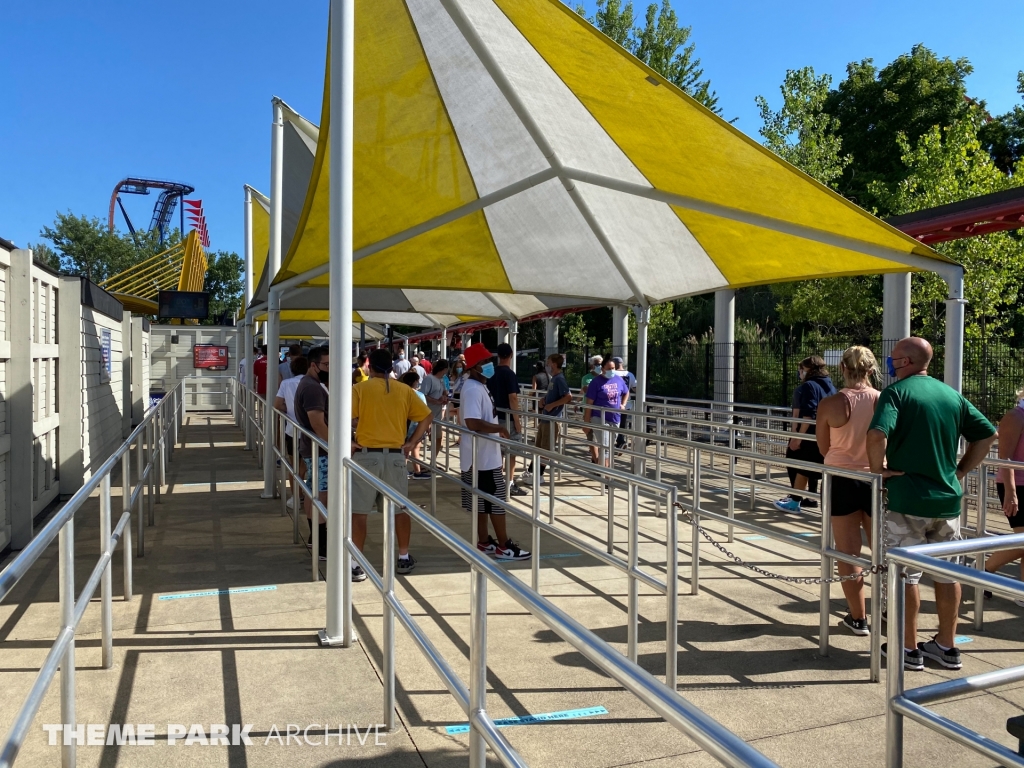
[1,0,1019,260]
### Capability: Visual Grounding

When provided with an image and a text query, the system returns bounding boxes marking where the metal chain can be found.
[674,503,888,585]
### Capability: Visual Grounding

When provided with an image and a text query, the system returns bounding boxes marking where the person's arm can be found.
[307,409,329,442]
[508,391,522,433]
[274,395,287,414]
[544,393,572,413]
[404,413,434,457]
[958,433,998,481]
[866,428,903,478]
[584,396,595,423]
[788,407,807,451]
[464,418,509,439]
[815,399,832,456]
[998,411,1022,516]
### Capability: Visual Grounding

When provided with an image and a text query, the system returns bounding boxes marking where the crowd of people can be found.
[255,334,1024,673]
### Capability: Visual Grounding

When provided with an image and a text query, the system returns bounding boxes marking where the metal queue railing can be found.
[343,459,777,768]
[503,403,887,682]
[886,534,1024,768]
[0,381,184,768]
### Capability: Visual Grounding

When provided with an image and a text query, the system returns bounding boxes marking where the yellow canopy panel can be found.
[274,0,951,304]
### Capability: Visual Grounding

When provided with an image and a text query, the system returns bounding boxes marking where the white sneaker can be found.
[518,471,534,485]
[288,496,298,509]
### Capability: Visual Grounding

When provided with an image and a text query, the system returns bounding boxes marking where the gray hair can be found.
[588,355,603,367]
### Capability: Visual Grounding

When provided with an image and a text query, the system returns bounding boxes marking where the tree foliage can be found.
[203,250,245,325]
[823,45,975,214]
[580,0,719,113]
[870,111,1024,340]
[979,71,1024,174]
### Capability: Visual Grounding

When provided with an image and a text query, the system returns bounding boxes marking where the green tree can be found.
[27,241,62,272]
[203,250,244,324]
[582,0,719,113]
[871,110,1024,340]
[824,45,975,213]
[979,71,1024,174]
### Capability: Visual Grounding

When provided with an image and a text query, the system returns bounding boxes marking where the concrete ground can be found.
[2,411,1024,768]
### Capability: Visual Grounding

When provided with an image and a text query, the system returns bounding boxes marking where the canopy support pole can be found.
[262,98,285,499]
[509,319,519,374]
[883,273,911,385]
[633,306,650,475]
[441,327,448,359]
[243,316,254,451]
[321,0,355,649]
[714,289,735,425]
[544,318,559,358]
[243,186,253,307]
[612,306,629,366]
[943,268,966,393]
[360,322,366,353]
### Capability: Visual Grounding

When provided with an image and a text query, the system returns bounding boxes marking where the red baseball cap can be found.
[463,342,494,370]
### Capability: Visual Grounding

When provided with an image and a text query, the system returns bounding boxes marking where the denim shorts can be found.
[303,455,329,494]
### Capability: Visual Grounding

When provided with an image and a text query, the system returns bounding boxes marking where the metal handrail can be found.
[344,457,778,768]
[0,380,183,768]
[886,534,1024,768]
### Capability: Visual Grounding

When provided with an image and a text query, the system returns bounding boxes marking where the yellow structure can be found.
[101,230,208,315]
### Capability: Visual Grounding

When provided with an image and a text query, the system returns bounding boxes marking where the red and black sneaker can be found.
[495,539,531,561]
[477,536,500,556]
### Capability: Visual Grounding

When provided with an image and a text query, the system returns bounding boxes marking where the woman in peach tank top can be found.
[984,395,1024,600]
[816,346,880,636]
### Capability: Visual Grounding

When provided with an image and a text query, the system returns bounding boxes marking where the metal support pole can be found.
[633,306,650,477]
[311,442,319,575]
[469,565,487,768]
[819,472,833,657]
[665,487,679,690]
[627,482,639,664]
[691,448,701,596]
[147,420,155,521]
[975,464,988,630]
[607,483,615,555]
[121,452,133,601]
[59,519,76,768]
[136,435,145,557]
[279,414,288,518]
[532,457,541,591]
[383,498,396,732]
[100,474,114,670]
[342,465,354,647]
[869,477,882,682]
[886,562,907,768]
[944,268,966,393]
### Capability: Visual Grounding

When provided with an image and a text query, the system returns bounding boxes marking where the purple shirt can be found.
[586,374,630,425]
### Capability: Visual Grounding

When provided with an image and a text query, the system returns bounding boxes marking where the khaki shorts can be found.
[536,419,560,453]
[587,415,610,448]
[885,512,962,585]
[351,450,409,515]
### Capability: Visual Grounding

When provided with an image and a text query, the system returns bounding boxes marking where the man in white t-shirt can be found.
[274,355,309,507]
[459,343,530,561]
[392,352,411,378]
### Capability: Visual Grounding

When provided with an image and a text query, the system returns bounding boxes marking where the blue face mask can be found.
[886,356,897,378]
[602,369,616,379]
[480,362,495,379]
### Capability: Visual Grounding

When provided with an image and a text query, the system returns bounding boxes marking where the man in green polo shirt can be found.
[867,336,996,672]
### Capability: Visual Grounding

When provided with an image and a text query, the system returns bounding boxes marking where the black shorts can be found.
[995,484,1024,528]
[461,467,506,515]
[285,434,295,458]
[830,475,873,517]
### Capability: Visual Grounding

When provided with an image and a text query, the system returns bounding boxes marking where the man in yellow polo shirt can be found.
[352,348,433,575]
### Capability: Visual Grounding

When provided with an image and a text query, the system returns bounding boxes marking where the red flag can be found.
[184,199,203,208]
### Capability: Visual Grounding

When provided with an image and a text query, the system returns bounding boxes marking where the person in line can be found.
[459,343,530,560]
[253,345,269,397]
[815,346,881,636]
[295,346,331,566]
[420,356,433,375]
[274,355,310,510]
[869,337,996,671]
[353,354,370,384]
[450,354,468,441]
[581,354,602,390]
[392,350,411,378]
[584,356,630,467]
[420,359,449,460]
[279,344,300,382]
[611,356,636,448]
[521,354,572,485]
[352,349,433,576]
[239,346,258,387]
[400,370,430,478]
[531,361,550,407]
[984,391,1024,603]
[410,355,427,383]
[774,356,836,513]
[487,343,527,497]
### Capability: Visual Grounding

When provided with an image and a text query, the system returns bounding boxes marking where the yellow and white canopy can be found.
[273,0,951,306]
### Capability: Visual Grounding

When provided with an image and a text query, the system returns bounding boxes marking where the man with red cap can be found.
[459,343,530,560]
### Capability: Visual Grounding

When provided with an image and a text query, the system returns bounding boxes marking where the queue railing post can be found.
[121,451,133,601]
[654,416,664,517]
[607,481,615,555]
[279,413,288,519]
[136,430,145,557]
[59,517,76,768]
[665,486,679,690]
[342,464,354,648]
[691,447,701,596]
[471,435,479,547]
[430,420,437,517]
[309,443,318,561]
[99,474,114,671]
[727,426,736,543]
[469,563,488,768]
[869,475,883,683]
[158,406,167,488]
[531,453,541,591]
[818,471,833,657]
[547,418,555,524]
[886,560,906,768]
[148,419,157,516]
[383,497,397,733]
[975,463,989,631]
[627,481,639,664]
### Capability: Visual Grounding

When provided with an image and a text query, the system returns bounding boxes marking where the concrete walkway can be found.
[2,412,1024,767]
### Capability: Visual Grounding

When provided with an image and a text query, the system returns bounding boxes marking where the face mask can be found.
[886,356,897,379]
[480,362,495,379]
[593,365,601,374]
[317,369,329,386]
[603,369,616,379]
[455,367,463,374]
[544,364,553,375]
